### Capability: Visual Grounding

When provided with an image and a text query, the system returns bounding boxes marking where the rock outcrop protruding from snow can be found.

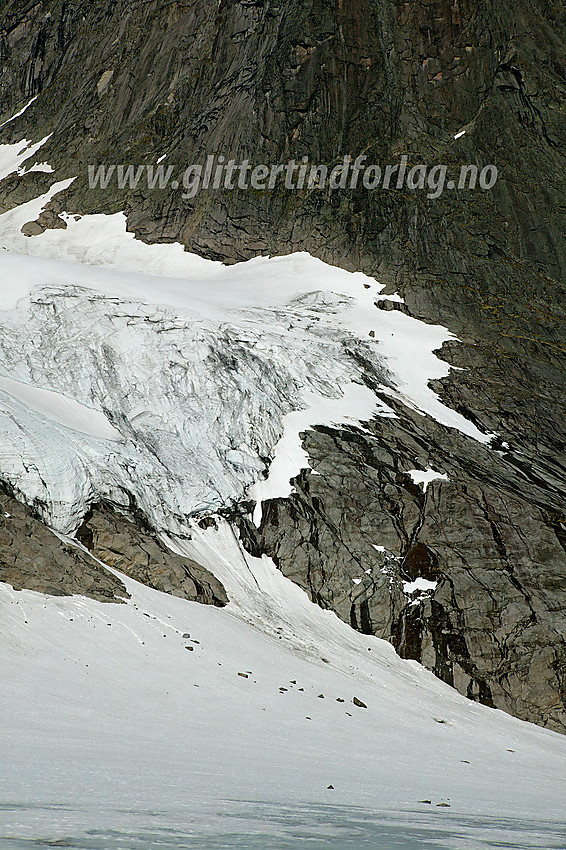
[76,503,228,607]
[0,484,128,602]
[241,406,566,733]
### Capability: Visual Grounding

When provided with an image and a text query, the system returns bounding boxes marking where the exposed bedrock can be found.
[238,406,566,733]
[0,484,228,607]
[0,483,129,602]
[76,502,228,607]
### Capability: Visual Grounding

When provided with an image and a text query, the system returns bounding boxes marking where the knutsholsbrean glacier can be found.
[0,138,565,849]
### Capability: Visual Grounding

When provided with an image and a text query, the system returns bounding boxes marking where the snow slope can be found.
[0,374,122,441]
[0,135,52,182]
[1,558,566,849]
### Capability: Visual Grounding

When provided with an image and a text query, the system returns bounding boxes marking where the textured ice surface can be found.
[0,145,564,850]
[0,275,388,531]
[0,191,495,532]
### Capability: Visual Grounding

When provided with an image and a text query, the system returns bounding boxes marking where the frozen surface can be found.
[0,257,389,532]
[0,184,496,532]
[0,375,122,441]
[0,135,52,181]
[407,468,450,491]
[404,577,438,595]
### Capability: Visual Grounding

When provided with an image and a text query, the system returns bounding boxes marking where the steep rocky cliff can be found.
[1,0,565,731]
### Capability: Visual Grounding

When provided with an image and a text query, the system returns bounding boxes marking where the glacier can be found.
[1,167,565,848]
[2,559,566,849]
[0,194,494,535]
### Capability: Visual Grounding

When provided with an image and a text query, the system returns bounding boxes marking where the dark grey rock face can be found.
[1,1,565,730]
[76,503,228,607]
[0,484,129,602]
[237,401,566,733]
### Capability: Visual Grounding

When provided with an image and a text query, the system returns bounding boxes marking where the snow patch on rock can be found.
[407,468,449,491]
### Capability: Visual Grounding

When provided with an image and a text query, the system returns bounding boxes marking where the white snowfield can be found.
[407,468,450,492]
[1,161,565,847]
[0,134,52,182]
[1,554,566,849]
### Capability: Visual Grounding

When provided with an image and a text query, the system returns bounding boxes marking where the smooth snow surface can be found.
[403,577,438,595]
[0,375,122,441]
[0,135,52,181]
[21,160,54,174]
[1,564,566,849]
